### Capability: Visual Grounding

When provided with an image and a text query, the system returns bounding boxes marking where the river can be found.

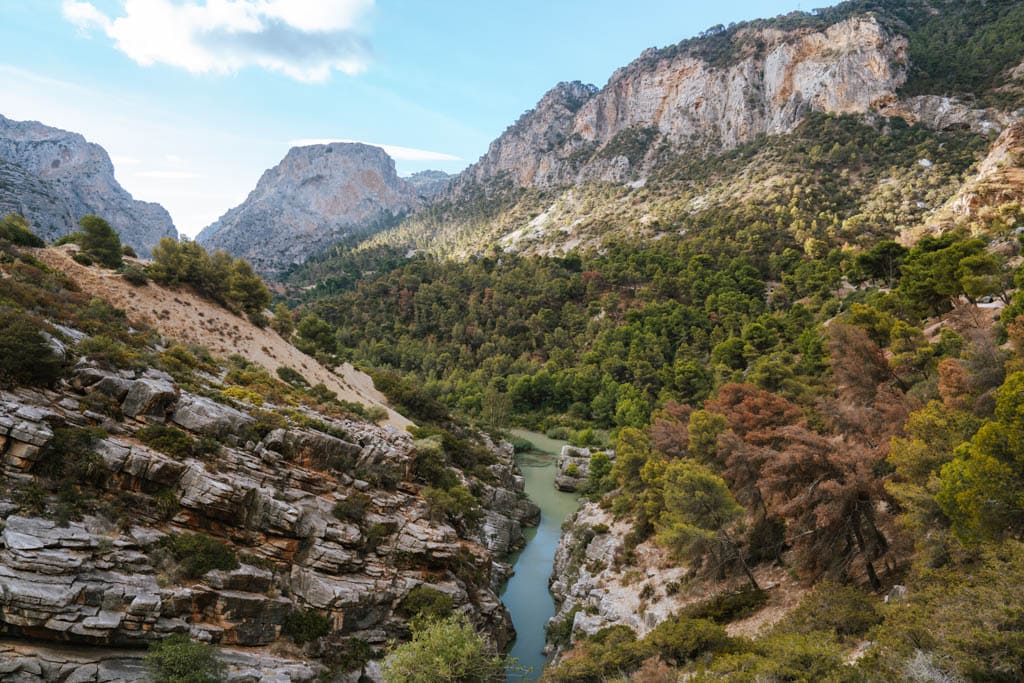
[502,429,581,682]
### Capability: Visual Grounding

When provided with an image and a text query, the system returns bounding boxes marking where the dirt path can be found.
[37,247,412,430]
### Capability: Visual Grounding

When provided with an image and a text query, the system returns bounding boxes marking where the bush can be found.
[121,264,149,285]
[333,492,371,522]
[0,310,63,387]
[137,424,217,460]
[683,587,769,624]
[324,636,373,674]
[145,634,226,683]
[398,585,455,624]
[381,615,506,683]
[646,617,731,665]
[122,244,137,258]
[363,522,396,552]
[276,365,308,386]
[546,605,581,647]
[282,608,331,645]
[164,533,239,579]
[423,485,483,529]
[773,582,881,639]
[0,213,44,247]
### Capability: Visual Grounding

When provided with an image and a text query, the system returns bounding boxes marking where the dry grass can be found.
[37,246,411,429]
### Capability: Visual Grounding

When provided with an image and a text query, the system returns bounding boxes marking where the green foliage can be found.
[423,484,483,529]
[163,533,239,579]
[381,614,507,683]
[682,587,769,624]
[275,365,308,386]
[693,632,848,683]
[773,582,881,640]
[271,302,295,337]
[0,310,63,387]
[294,312,336,356]
[78,215,123,268]
[121,264,149,285]
[145,634,226,683]
[137,423,215,459]
[398,585,455,624]
[332,492,371,522]
[147,238,270,323]
[282,608,331,645]
[866,540,1024,682]
[0,213,44,247]
[937,371,1024,543]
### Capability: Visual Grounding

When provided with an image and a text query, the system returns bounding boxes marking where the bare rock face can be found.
[0,114,177,256]
[197,143,419,275]
[454,16,909,192]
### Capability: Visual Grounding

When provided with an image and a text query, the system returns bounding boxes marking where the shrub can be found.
[76,335,136,370]
[683,587,769,624]
[121,264,149,285]
[773,582,881,639]
[122,244,137,258]
[220,386,265,406]
[282,608,331,645]
[381,615,505,683]
[276,365,308,386]
[398,585,455,624]
[423,485,483,529]
[546,605,581,647]
[333,492,371,522]
[138,424,202,459]
[145,634,226,683]
[363,522,396,552]
[0,213,44,247]
[164,533,239,579]
[646,617,731,665]
[0,310,63,387]
[324,637,373,674]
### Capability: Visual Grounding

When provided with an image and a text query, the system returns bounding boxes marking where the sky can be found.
[0,0,815,237]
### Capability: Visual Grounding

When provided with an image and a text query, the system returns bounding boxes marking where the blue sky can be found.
[0,0,814,236]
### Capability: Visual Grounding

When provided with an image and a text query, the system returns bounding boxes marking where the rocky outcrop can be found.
[197,143,419,275]
[454,16,909,192]
[907,120,1024,241]
[404,170,453,199]
[0,352,535,679]
[553,445,615,492]
[0,114,177,256]
[546,504,691,658]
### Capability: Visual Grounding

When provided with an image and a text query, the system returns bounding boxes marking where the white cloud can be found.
[61,0,374,82]
[289,138,461,162]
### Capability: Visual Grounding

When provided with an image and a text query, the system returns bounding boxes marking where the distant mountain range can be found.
[0,114,177,256]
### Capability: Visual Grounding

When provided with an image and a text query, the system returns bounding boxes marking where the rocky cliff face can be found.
[0,115,177,256]
[0,247,539,681]
[197,143,419,275]
[455,16,910,192]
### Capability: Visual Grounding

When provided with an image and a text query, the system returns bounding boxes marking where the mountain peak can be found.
[197,142,418,275]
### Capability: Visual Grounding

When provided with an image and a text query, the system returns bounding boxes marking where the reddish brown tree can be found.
[762,426,891,590]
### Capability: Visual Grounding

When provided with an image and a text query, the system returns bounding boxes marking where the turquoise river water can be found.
[502,429,581,682]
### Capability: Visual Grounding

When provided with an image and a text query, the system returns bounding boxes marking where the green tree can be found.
[78,214,123,268]
[655,459,758,589]
[145,634,226,683]
[381,615,507,683]
[0,213,44,247]
[0,311,63,387]
[271,302,295,338]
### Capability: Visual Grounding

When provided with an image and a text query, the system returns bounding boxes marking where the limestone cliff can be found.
[197,143,419,275]
[0,114,177,256]
[454,16,909,192]
[0,246,538,681]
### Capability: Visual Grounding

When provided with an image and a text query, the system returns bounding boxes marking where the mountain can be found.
[0,114,177,256]
[351,0,1023,258]
[197,143,419,275]
[404,169,453,198]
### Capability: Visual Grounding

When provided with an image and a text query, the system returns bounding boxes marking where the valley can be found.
[3,0,1024,681]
